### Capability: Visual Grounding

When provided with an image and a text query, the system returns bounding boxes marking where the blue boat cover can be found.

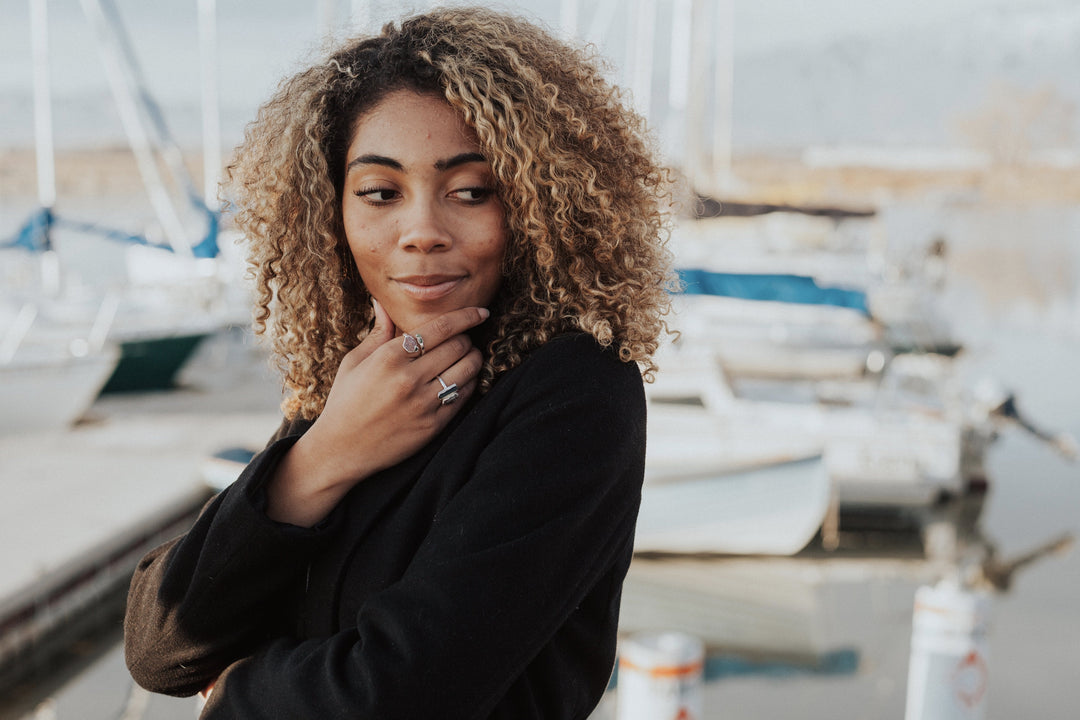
[5,199,219,259]
[677,268,869,316]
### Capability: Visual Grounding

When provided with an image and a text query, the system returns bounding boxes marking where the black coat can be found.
[124,333,647,719]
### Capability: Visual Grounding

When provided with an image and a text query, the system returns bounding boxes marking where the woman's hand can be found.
[265,301,489,527]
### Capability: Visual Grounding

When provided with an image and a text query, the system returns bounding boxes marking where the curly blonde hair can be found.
[226,6,676,420]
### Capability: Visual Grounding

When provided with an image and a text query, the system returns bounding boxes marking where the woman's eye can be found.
[451,187,494,203]
[354,187,400,204]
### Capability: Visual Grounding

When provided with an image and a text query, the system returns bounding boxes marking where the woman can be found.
[124,7,673,718]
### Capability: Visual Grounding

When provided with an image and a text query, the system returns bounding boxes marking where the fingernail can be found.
[372,298,381,311]
[478,308,490,320]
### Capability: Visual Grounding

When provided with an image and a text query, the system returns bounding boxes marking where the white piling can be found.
[616,631,704,720]
[904,579,992,720]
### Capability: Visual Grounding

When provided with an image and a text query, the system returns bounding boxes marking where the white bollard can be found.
[616,631,704,720]
[904,579,992,720]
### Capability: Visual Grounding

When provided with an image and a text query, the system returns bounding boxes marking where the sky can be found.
[729,0,1071,53]
[1,0,1076,150]
[6,0,1073,80]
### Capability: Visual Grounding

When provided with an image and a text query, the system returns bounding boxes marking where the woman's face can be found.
[341,90,508,333]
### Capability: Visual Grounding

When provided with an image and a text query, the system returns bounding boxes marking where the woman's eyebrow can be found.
[346,154,403,174]
[345,151,486,175]
[434,152,487,171]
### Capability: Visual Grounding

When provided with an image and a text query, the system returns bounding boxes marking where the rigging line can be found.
[78,0,192,254]
[97,0,202,204]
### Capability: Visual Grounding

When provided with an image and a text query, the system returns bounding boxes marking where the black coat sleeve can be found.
[123,425,333,696]
[125,335,646,719]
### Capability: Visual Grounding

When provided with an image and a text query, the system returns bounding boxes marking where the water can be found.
[704,327,1080,720]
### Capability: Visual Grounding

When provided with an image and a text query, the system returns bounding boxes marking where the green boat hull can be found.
[100,333,210,393]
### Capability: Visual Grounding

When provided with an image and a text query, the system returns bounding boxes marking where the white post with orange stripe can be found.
[904,579,992,720]
[616,631,704,720]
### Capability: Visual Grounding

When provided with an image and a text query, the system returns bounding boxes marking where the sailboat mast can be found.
[29,0,61,293]
[685,0,707,192]
[712,0,734,191]
[79,0,193,256]
[667,0,692,172]
[30,0,56,210]
[197,0,222,210]
[629,0,657,121]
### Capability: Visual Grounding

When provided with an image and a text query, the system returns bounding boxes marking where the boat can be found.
[649,345,968,510]
[672,290,885,381]
[0,346,120,435]
[99,332,210,393]
[636,455,830,556]
[98,241,250,393]
[1,0,244,397]
[0,302,120,434]
[649,337,1076,520]
[668,212,961,384]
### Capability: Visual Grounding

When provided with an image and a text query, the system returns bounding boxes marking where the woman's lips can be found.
[393,275,465,301]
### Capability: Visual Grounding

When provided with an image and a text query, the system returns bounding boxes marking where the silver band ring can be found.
[402,333,425,356]
[436,376,460,406]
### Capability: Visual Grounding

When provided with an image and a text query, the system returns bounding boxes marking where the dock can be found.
[0,330,282,714]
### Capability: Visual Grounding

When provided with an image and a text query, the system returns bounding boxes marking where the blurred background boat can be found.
[0,300,119,434]
[1,0,250,410]
[650,253,1076,520]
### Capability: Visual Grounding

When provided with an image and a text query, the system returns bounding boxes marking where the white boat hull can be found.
[637,455,830,556]
[648,348,968,509]
[0,348,119,434]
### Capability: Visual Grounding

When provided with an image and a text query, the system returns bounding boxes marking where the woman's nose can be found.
[398,200,452,252]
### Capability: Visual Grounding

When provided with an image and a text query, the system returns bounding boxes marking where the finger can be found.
[427,347,483,400]
[408,332,476,377]
[342,299,397,371]
[434,346,484,388]
[404,306,490,354]
[431,375,478,412]
[447,375,479,407]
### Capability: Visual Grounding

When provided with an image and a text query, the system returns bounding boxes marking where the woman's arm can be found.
[123,433,330,696]
[197,335,646,719]
[125,303,489,693]
[123,302,490,690]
